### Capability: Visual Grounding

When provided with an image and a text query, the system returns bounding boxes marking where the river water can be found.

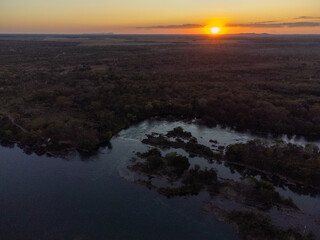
[1,119,319,239]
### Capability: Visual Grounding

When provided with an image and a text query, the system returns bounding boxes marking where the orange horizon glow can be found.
[1,0,320,34]
[202,20,229,35]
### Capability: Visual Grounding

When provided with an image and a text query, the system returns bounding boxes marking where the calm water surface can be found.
[1,120,319,239]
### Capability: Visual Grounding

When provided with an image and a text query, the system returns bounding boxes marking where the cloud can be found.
[254,21,278,24]
[294,16,320,20]
[228,21,320,28]
[137,24,203,29]
[286,22,320,27]
[137,19,320,30]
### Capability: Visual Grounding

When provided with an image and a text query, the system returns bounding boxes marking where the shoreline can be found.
[2,115,320,159]
[1,116,320,192]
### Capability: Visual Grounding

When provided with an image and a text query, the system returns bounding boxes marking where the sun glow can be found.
[210,27,221,34]
[203,21,227,35]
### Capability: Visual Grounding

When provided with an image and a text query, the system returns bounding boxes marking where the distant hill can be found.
[80,33,114,36]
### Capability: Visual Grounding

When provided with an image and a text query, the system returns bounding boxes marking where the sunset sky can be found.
[1,0,320,34]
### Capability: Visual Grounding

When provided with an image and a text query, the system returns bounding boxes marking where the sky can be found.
[1,0,320,34]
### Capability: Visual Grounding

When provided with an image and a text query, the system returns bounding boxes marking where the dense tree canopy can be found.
[0,35,320,154]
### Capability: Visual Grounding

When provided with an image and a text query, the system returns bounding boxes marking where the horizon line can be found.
[1,32,320,36]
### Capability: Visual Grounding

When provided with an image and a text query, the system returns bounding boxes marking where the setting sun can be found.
[210,27,221,34]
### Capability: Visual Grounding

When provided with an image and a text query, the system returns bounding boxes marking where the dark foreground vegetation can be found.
[220,177,298,210]
[225,140,320,188]
[142,127,219,160]
[142,132,218,160]
[1,34,320,154]
[133,148,220,196]
[166,126,192,139]
[132,127,320,238]
[131,146,307,239]
[142,127,320,190]
[132,147,297,210]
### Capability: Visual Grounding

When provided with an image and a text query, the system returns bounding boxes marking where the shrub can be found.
[166,127,192,139]
[186,138,214,158]
[141,148,162,158]
[165,152,190,169]
[145,155,164,171]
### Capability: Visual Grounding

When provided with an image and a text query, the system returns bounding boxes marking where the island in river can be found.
[128,124,319,239]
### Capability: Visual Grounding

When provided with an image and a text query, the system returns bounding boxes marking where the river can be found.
[1,119,319,239]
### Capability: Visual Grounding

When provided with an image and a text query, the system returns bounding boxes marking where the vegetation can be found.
[135,148,191,176]
[225,177,298,209]
[140,148,162,158]
[182,165,220,195]
[165,152,190,175]
[185,137,214,158]
[132,149,297,209]
[225,140,320,188]
[132,148,220,197]
[136,148,164,173]
[157,165,220,198]
[250,178,297,209]
[1,35,320,155]
[145,155,164,172]
[132,148,307,237]
[183,164,218,186]
[142,130,219,160]
[227,210,315,240]
[166,126,192,139]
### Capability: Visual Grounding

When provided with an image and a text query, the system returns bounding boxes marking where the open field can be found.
[1,34,320,154]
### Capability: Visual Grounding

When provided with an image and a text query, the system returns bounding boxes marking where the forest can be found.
[0,34,320,155]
